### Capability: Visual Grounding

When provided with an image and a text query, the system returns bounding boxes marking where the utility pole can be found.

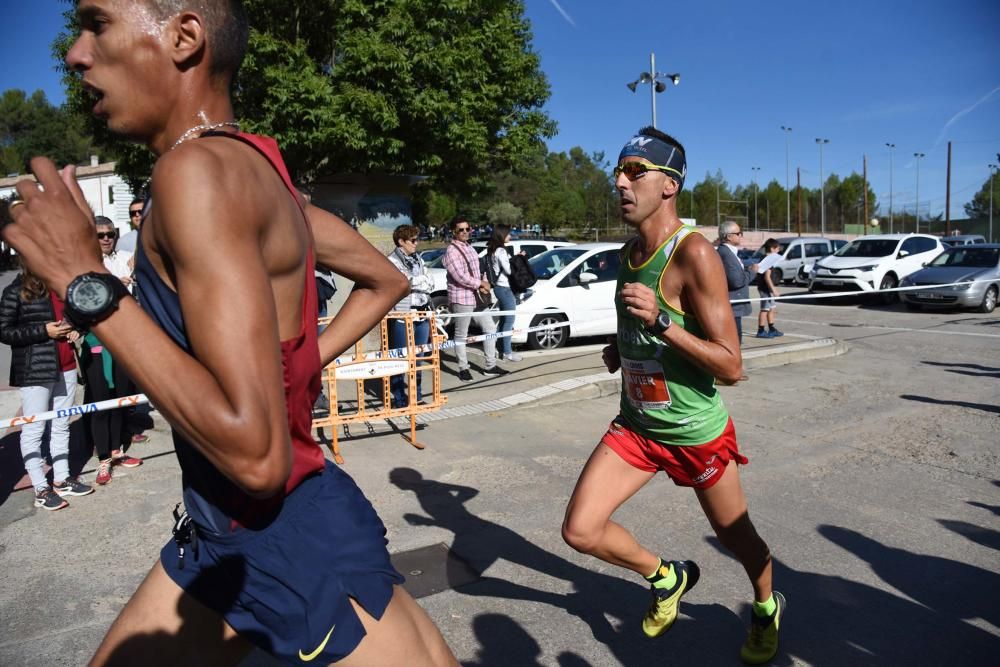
[945,141,952,236]
[816,138,830,236]
[781,126,792,232]
[914,152,925,233]
[989,164,997,243]
[885,143,895,233]
[863,154,869,236]
[751,166,760,231]
[796,167,802,236]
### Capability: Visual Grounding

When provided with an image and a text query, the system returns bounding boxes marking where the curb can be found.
[520,337,848,411]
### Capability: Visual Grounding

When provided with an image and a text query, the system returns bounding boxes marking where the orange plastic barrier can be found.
[312,311,447,464]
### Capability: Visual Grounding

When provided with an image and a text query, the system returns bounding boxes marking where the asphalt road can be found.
[0,290,997,666]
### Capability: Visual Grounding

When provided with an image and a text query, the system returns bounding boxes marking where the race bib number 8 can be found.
[621,357,671,410]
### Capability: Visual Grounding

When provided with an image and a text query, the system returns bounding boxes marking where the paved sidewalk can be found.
[0,333,848,666]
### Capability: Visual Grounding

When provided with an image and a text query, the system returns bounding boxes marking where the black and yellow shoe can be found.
[641,560,700,638]
[740,591,786,664]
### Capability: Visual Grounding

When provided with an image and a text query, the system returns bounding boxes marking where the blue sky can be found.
[5,0,999,222]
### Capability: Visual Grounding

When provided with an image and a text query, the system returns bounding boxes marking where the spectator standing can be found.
[756,238,784,338]
[386,225,434,407]
[442,217,507,381]
[486,224,523,362]
[85,220,143,484]
[96,216,149,445]
[716,222,757,344]
[116,198,145,253]
[0,261,93,510]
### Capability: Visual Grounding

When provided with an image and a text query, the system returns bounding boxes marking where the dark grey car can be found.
[899,244,1000,313]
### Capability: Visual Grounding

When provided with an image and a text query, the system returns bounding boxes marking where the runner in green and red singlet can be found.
[561,127,784,665]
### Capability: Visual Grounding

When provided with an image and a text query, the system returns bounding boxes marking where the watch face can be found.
[71,277,112,314]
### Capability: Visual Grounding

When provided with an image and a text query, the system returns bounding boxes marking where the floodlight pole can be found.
[781,126,792,232]
[914,152,925,233]
[649,52,657,128]
[816,138,830,236]
[989,164,997,243]
[886,143,895,233]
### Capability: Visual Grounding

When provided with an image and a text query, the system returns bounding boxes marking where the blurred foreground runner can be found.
[3,1,456,665]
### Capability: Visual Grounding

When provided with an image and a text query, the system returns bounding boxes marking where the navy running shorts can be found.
[160,460,404,664]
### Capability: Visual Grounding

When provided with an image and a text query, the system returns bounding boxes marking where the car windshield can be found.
[834,239,898,258]
[927,247,1000,268]
[529,247,588,280]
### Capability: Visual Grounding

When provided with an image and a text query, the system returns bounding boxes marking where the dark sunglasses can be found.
[728,231,744,236]
[96,232,117,240]
[129,210,143,217]
[613,161,680,182]
[455,227,471,232]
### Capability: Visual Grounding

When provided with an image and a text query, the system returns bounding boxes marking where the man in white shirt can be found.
[96,216,134,293]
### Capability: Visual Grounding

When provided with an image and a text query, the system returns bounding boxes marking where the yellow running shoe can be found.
[740,591,786,664]
[641,560,700,638]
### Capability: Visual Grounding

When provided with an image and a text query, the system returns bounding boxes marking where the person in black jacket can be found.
[0,263,93,511]
[716,222,758,344]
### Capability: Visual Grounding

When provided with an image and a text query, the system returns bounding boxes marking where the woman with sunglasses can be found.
[0,257,93,510]
[386,224,434,407]
[485,224,523,362]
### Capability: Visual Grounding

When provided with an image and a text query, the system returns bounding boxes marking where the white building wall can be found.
[0,160,136,237]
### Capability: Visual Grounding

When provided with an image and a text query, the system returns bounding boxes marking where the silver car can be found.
[899,244,1000,313]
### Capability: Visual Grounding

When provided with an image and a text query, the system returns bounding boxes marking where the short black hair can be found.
[148,1,249,85]
[449,216,469,230]
[130,198,145,208]
[637,126,685,166]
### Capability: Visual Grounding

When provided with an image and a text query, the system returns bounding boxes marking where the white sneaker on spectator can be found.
[504,352,523,362]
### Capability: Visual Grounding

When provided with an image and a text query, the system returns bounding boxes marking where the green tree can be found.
[486,201,523,228]
[55,0,555,194]
[0,89,94,175]
[836,172,877,230]
[964,172,1000,220]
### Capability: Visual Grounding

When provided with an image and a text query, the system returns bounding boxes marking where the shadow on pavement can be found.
[391,467,745,665]
[898,394,1000,415]
[703,524,1000,665]
[0,420,92,508]
[936,518,1000,551]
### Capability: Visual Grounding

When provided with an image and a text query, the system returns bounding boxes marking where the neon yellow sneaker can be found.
[740,591,786,664]
[641,560,700,638]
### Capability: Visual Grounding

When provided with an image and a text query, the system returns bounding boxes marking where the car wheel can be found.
[771,268,784,284]
[430,294,453,329]
[527,313,568,350]
[978,285,998,313]
[879,273,898,304]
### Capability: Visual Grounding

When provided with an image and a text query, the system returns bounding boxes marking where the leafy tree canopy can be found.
[54,0,555,195]
[0,89,94,176]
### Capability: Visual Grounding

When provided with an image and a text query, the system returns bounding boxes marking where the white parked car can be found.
[808,233,945,303]
[751,237,847,285]
[427,239,576,325]
[510,243,624,349]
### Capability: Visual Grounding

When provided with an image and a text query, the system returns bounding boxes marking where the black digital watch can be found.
[645,309,672,336]
[63,272,130,331]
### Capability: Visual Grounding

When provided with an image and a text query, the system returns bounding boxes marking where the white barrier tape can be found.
[4,275,987,426]
[730,278,995,304]
[0,394,148,431]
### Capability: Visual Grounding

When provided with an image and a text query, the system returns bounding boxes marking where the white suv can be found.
[808,233,945,302]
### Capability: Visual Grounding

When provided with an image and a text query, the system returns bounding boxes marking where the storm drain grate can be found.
[390,542,480,599]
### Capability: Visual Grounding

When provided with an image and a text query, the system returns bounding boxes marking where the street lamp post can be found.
[914,152,925,233]
[626,52,680,128]
[989,164,997,243]
[816,138,830,236]
[781,126,792,232]
[885,143,895,233]
[751,166,761,231]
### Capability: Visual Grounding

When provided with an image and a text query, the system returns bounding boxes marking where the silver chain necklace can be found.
[169,121,240,151]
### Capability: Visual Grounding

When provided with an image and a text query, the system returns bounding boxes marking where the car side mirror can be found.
[578,271,598,286]
[898,250,910,259]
